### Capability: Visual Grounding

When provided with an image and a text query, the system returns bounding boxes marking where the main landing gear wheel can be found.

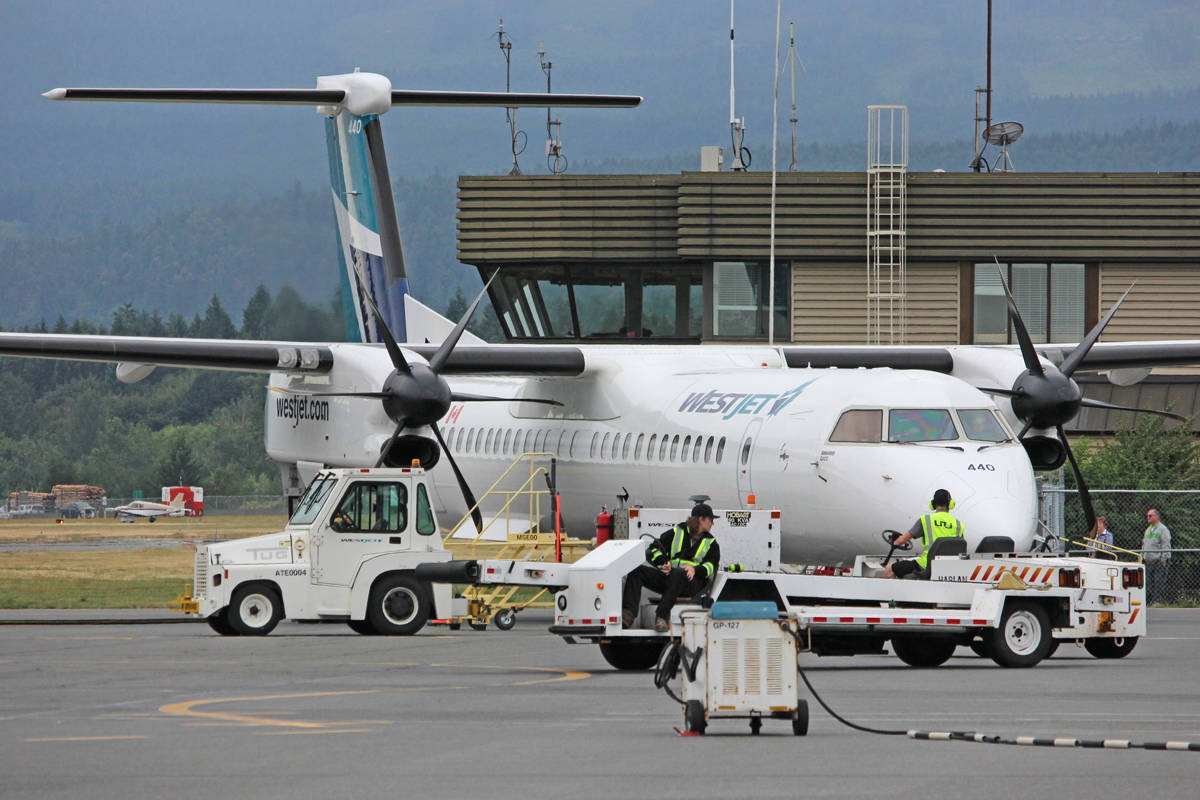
[684,700,707,734]
[792,700,809,736]
[1084,636,1138,659]
[988,601,1052,667]
[227,585,282,636]
[493,608,517,631]
[890,635,956,667]
[749,717,762,735]
[206,612,237,635]
[367,574,430,636]
[598,640,663,670]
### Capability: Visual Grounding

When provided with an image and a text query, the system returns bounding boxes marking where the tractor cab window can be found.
[829,409,883,443]
[290,472,337,525]
[330,482,408,533]
[888,409,957,443]
[415,483,436,536]
[958,409,1011,443]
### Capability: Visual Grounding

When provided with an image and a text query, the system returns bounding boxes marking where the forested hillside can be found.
[0,288,341,499]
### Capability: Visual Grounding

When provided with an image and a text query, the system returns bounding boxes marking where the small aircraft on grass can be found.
[110,495,186,522]
[1,72,1194,563]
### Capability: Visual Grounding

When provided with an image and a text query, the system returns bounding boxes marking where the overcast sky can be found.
[4,1,1199,191]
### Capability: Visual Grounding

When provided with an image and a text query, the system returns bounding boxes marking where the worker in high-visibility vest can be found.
[884,488,964,579]
[622,503,721,632]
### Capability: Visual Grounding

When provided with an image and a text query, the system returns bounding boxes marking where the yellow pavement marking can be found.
[160,690,380,729]
[25,735,147,742]
[431,663,592,685]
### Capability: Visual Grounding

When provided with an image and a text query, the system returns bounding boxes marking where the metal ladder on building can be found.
[866,105,908,344]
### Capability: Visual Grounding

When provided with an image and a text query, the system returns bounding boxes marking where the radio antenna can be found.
[496,19,525,175]
[729,1,749,170]
[538,42,566,174]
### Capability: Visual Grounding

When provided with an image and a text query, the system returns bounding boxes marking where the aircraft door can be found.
[736,418,763,503]
[314,480,410,586]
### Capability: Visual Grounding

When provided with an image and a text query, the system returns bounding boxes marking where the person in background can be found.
[1091,515,1114,555]
[1142,508,1172,603]
[621,503,720,633]
[883,488,964,579]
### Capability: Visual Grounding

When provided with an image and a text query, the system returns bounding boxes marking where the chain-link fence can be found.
[1041,487,1200,606]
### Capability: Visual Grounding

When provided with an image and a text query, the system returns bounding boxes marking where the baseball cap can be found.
[691,503,715,519]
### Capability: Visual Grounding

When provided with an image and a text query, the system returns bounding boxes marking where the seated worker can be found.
[622,503,720,633]
[883,488,965,579]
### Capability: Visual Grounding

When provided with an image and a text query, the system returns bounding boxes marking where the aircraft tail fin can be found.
[168,495,186,509]
[403,295,486,346]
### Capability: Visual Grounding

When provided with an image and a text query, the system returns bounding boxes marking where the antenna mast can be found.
[539,42,566,174]
[497,19,525,175]
[729,1,748,171]
[788,22,798,171]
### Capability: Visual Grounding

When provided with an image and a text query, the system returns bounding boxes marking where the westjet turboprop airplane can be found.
[3,71,1196,565]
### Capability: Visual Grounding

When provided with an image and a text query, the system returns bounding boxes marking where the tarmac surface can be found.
[2,607,1198,800]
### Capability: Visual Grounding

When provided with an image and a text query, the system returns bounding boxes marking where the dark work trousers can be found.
[622,564,709,622]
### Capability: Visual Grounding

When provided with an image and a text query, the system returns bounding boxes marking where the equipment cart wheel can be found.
[347,620,376,635]
[227,584,282,636]
[890,635,956,667]
[468,620,489,631]
[684,700,706,735]
[1084,636,1138,659]
[968,637,993,658]
[792,700,809,736]
[749,717,762,735]
[493,608,517,631]
[366,574,430,635]
[988,600,1052,668]
[206,613,237,636]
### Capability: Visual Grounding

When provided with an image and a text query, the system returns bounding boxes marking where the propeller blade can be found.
[428,270,499,375]
[450,392,563,406]
[269,387,391,399]
[993,258,1044,377]
[350,263,410,375]
[1079,398,1186,421]
[375,423,406,468]
[431,422,483,534]
[1057,425,1097,540]
[1017,420,1034,440]
[1058,285,1134,378]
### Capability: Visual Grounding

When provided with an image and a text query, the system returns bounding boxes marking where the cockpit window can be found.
[959,409,1010,442]
[829,409,883,443]
[889,409,957,443]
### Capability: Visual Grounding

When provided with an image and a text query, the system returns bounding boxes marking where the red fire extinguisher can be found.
[595,505,613,545]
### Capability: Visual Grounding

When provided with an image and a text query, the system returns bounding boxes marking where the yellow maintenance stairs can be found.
[438,452,590,631]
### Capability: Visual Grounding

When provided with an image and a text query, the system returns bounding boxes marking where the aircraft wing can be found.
[0,334,585,377]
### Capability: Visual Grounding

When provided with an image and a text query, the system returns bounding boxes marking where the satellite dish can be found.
[983,121,1024,146]
[982,121,1024,172]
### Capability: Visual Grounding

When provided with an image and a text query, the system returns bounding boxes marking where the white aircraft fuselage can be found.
[265,344,1036,565]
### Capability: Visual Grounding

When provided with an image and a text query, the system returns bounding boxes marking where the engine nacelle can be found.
[379,435,441,469]
[1022,435,1066,471]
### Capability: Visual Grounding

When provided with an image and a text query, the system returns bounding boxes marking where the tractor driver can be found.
[883,488,965,579]
[622,503,721,633]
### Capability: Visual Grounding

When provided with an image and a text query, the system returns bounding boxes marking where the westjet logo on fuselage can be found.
[677,380,817,420]
[275,396,331,428]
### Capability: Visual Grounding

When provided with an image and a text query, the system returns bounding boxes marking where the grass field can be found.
[0,517,591,610]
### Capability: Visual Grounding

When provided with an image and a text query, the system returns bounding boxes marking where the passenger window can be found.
[647,434,657,460]
[485,429,495,453]
[692,437,703,463]
[601,433,610,459]
[503,429,513,455]
[740,437,752,465]
[634,433,645,460]
[670,435,681,461]
[621,434,632,460]
[959,409,1010,442]
[557,430,567,456]
[829,409,883,443]
[415,483,436,535]
[682,436,692,460]
[590,432,599,459]
[716,436,726,463]
[889,409,958,443]
[570,431,581,459]
[468,428,479,454]
[331,482,407,533]
[704,436,714,463]
[658,435,670,461]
